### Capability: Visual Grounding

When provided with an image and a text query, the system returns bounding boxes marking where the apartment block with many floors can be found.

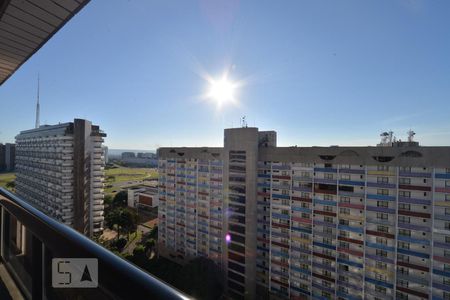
[15,119,106,237]
[158,127,450,300]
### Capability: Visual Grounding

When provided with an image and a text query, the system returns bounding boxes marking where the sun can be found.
[206,73,238,108]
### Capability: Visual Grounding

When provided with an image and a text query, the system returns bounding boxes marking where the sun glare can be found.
[206,73,238,108]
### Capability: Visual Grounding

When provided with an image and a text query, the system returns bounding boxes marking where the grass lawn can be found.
[0,172,15,189]
[105,167,158,195]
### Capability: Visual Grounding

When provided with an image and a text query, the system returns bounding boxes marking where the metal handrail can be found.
[0,187,190,300]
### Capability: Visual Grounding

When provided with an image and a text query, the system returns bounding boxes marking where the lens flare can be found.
[225,233,231,243]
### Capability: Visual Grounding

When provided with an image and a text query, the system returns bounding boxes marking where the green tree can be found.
[176,257,224,300]
[112,191,128,208]
[121,209,138,238]
[105,208,137,240]
[5,180,15,190]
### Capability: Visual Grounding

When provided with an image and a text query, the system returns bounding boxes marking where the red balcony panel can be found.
[398,210,430,219]
[273,175,291,180]
[399,184,431,192]
[397,261,429,272]
[210,225,221,230]
[257,237,270,244]
[271,278,289,288]
[291,216,312,224]
[314,188,337,195]
[338,236,364,245]
[396,286,428,299]
[176,223,185,227]
[258,192,270,197]
[272,241,289,249]
[176,181,186,185]
[210,178,222,182]
[292,196,312,203]
[313,252,334,261]
[198,214,209,219]
[436,187,450,193]
[187,232,195,237]
[314,210,337,217]
[434,255,450,264]
[198,192,209,196]
[271,259,289,268]
[337,247,363,257]
[312,273,334,283]
[338,202,364,210]
[272,222,290,229]
[366,230,395,239]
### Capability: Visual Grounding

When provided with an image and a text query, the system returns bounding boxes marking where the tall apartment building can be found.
[0,143,16,171]
[158,127,450,300]
[15,119,107,237]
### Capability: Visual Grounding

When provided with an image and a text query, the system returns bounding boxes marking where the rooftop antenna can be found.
[241,116,247,128]
[407,129,416,142]
[35,74,40,129]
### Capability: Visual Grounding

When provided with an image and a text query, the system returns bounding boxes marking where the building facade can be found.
[15,119,106,237]
[158,127,450,300]
[0,143,16,171]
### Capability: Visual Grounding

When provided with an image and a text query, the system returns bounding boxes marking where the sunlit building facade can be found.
[15,119,106,237]
[158,127,450,300]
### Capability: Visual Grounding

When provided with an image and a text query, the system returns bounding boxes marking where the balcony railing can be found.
[0,188,189,300]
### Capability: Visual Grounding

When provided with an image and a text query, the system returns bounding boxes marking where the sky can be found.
[1,0,450,149]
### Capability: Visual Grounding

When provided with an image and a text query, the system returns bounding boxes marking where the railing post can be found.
[31,235,43,300]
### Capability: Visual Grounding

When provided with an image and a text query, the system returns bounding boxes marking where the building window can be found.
[378,225,389,233]
[399,216,410,223]
[444,278,450,286]
[397,254,409,263]
[443,292,450,300]
[340,219,349,225]
[376,249,387,257]
[399,178,411,185]
[400,167,411,172]
[447,180,450,187]
[377,189,389,196]
[377,177,389,184]
[340,208,350,215]
[399,203,411,211]
[341,174,350,180]
[377,166,389,171]
[446,194,450,202]
[340,196,350,203]
[376,261,387,269]
[375,285,386,294]
[399,191,411,198]
[399,229,411,237]
[376,237,387,245]
[324,216,334,223]
[398,267,409,275]
[325,173,334,180]
[397,291,409,300]
[377,201,388,208]
[398,241,410,249]
[398,279,409,287]
[377,213,388,220]
[324,205,333,212]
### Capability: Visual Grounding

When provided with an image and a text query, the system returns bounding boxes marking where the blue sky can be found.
[1,0,450,149]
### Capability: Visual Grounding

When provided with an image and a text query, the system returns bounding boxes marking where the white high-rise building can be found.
[15,119,106,237]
